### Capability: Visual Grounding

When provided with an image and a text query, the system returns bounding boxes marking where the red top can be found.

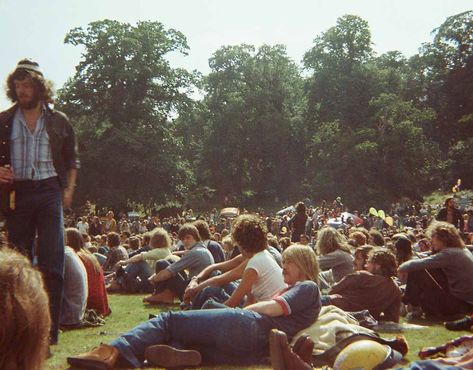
[79,254,111,316]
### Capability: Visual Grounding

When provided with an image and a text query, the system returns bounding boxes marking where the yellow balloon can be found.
[378,210,386,220]
[369,207,378,217]
[385,216,394,227]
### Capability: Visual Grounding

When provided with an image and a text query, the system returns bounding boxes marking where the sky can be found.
[0,0,471,109]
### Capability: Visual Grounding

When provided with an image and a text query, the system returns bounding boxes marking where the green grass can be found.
[48,293,471,369]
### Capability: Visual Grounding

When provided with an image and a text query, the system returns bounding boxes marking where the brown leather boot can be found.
[67,343,119,370]
[145,344,202,367]
[269,329,312,370]
[292,334,314,365]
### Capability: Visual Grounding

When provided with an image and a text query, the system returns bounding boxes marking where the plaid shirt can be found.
[11,106,57,180]
[102,246,129,274]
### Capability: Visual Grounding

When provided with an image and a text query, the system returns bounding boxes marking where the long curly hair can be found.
[0,248,51,370]
[5,67,54,104]
[427,221,465,249]
[368,249,397,277]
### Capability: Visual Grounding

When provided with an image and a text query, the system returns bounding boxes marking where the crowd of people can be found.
[3,194,473,369]
[3,58,473,370]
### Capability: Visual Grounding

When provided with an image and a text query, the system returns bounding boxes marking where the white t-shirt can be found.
[77,221,89,234]
[245,249,285,302]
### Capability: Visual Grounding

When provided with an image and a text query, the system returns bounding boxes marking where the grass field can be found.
[48,293,471,369]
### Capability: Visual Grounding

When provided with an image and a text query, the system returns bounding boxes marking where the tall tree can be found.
[199,44,305,204]
[57,20,197,207]
[303,15,375,129]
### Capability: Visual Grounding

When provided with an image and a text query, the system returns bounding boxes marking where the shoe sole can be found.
[269,330,286,370]
[145,345,201,367]
[67,357,111,370]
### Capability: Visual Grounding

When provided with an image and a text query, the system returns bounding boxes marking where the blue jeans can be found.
[7,178,65,343]
[154,259,188,300]
[111,308,270,367]
[121,260,154,293]
[192,282,238,309]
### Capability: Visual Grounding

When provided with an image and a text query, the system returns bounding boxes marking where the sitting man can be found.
[398,221,473,319]
[322,249,401,322]
[143,223,214,304]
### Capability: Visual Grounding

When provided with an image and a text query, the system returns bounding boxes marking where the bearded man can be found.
[0,59,79,344]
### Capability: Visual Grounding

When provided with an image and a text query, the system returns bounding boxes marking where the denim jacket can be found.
[0,104,79,188]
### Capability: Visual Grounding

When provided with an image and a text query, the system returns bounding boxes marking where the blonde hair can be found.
[0,248,51,370]
[149,228,172,249]
[316,227,351,255]
[427,221,465,249]
[282,244,319,284]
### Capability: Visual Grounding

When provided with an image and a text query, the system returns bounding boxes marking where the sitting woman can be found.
[68,244,322,369]
[316,226,354,283]
[66,228,111,316]
[60,236,88,328]
[0,247,51,370]
[398,221,473,319]
[322,249,402,322]
[115,228,173,293]
[184,214,285,309]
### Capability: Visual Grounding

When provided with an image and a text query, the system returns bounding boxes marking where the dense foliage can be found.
[56,12,473,210]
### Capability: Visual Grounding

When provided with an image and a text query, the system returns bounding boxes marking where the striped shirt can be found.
[11,106,57,180]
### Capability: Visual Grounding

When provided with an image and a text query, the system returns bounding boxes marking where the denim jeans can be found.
[7,178,65,343]
[111,308,270,367]
[192,282,238,309]
[153,259,188,300]
[122,260,154,293]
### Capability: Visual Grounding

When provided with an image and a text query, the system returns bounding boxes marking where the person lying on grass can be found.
[183,214,285,309]
[67,243,322,369]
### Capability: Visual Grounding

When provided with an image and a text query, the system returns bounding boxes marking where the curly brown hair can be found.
[231,214,267,253]
[5,67,54,104]
[368,249,397,277]
[427,221,465,249]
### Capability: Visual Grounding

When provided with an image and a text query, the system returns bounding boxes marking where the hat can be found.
[15,58,43,76]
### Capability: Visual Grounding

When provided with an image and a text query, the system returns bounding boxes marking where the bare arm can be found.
[197,254,246,281]
[224,268,258,308]
[246,300,284,317]
[117,253,144,266]
[184,259,248,301]
[63,168,77,208]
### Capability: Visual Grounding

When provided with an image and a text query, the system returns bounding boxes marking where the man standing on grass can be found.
[0,59,79,344]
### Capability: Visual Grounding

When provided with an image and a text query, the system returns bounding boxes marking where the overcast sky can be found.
[1,0,471,109]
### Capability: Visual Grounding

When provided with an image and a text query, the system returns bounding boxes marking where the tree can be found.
[56,20,198,208]
[303,15,375,129]
[198,44,305,204]
[413,11,473,150]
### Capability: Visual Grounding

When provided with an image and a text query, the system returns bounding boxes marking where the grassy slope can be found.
[48,293,471,370]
